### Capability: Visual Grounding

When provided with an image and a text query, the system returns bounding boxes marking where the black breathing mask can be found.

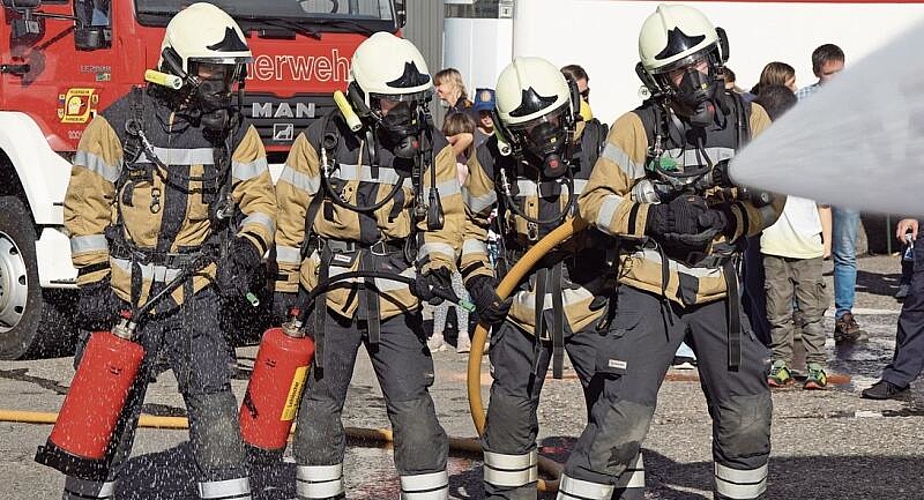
[374,97,426,159]
[507,107,572,179]
[671,63,721,128]
[189,62,242,131]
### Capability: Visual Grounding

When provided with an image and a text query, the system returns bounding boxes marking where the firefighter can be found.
[272,32,464,500]
[573,5,784,499]
[460,56,624,500]
[61,4,274,499]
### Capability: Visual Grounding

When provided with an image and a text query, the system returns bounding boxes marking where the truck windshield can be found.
[135,0,396,32]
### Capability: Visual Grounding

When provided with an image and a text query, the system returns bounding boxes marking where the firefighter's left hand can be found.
[698,208,735,238]
[413,267,458,306]
[216,237,263,300]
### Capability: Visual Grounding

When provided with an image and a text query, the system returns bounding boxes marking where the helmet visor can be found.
[506,105,569,157]
[370,90,432,135]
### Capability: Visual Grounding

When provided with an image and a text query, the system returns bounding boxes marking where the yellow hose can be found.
[0,409,487,453]
[466,216,587,492]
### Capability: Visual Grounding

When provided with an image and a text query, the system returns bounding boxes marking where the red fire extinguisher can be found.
[240,310,315,452]
[35,312,145,480]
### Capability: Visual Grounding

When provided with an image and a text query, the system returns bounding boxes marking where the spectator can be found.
[757,84,831,390]
[751,61,797,96]
[796,44,864,344]
[862,219,922,399]
[430,112,476,354]
[442,110,476,164]
[470,88,496,147]
[561,63,590,102]
[561,64,596,122]
[722,66,743,93]
[434,67,472,117]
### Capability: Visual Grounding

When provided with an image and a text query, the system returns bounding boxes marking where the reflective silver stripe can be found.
[400,471,449,500]
[573,178,588,195]
[557,474,615,500]
[435,179,461,197]
[714,463,768,499]
[375,267,415,292]
[516,287,593,312]
[335,163,405,185]
[463,187,497,214]
[663,146,735,169]
[112,257,182,283]
[637,249,724,278]
[279,165,321,194]
[483,450,538,488]
[74,150,120,183]
[233,157,269,181]
[327,265,413,293]
[71,234,109,255]
[462,239,487,256]
[296,464,344,499]
[133,147,215,166]
[418,242,457,262]
[515,179,539,197]
[595,194,624,233]
[64,478,116,499]
[616,454,645,489]
[197,477,251,499]
[276,245,302,265]
[602,142,645,179]
[241,211,275,236]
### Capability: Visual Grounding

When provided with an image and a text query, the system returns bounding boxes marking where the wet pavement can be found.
[1,254,923,499]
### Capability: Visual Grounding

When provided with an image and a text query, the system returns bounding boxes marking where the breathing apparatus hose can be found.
[466,215,589,492]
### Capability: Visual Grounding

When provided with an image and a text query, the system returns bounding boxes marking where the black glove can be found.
[216,237,263,300]
[698,208,734,237]
[76,278,123,331]
[413,267,457,306]
[645,195,710,238]
[467,275,512,326]
[272,291,299,323]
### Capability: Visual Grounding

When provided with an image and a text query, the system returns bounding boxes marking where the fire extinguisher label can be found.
[281,366,309,421]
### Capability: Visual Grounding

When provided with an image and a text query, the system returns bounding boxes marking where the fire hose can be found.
[1,218,586,492]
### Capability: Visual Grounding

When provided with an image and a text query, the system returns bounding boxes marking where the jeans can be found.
[832,207,861,319]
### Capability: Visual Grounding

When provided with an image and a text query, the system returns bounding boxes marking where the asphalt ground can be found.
[1,253,922,500]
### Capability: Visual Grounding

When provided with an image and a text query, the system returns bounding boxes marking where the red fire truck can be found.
[0,0,406,358]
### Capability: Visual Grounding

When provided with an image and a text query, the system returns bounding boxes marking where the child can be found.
[757,85,832,389]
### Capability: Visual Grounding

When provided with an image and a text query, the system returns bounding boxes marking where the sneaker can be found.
[895,284,911,301]
[427,335,447,352]
[861,379,910,400]
[834,312,869,344]
[456,336,471,354]
[671,356,697,370]
[803,363,828,390]
[768,360,794,387]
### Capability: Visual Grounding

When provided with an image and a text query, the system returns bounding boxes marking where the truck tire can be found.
[0,195,43,359]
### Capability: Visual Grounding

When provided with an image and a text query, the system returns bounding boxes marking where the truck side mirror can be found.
[3,0,45,42]
[394,0,406,28]
[73,0,110,50]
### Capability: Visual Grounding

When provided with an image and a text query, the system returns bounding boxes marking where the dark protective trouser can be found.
[882,230,924,387]
[559,286,772,500]
[292,310,449,500]
[64,288,250,500]
[482,321,645,500]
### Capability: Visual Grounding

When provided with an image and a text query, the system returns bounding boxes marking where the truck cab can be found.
[0,0,404,358]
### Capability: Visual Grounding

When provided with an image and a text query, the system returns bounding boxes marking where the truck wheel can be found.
[0,196,43,359]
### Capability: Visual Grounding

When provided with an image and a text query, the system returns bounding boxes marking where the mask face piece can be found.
[191,62,240,130]
[666,56,720,128]
[507,107,571,178]
[372,93,428,158]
